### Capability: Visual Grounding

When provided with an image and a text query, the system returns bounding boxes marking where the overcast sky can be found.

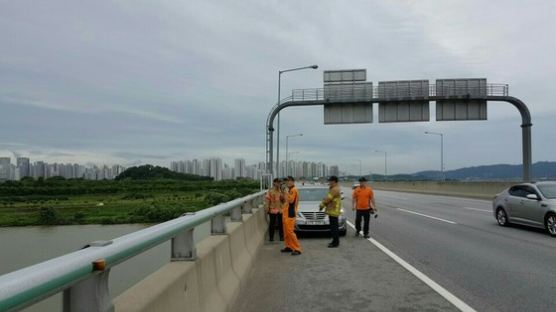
[1,0,555,174]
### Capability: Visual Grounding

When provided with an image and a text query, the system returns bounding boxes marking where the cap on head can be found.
[286,176,295,182]
[327,176,338,183]
[358,177,367,182]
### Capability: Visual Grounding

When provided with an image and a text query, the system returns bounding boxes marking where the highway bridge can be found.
[2,182,556,312]
[0,74,543,311]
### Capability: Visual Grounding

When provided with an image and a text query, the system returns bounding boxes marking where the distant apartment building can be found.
[329,165,340,177]
[222,164,232,180]
[234,158,246,179]
[0,157,10,181]
[17,157,30,178]
[192,159,200,175]
[33,161,46,178]
[209,158,222,181]
[201,159,210,177]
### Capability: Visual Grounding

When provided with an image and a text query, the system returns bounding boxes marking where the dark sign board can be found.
[378,80,430,122]
[379,102,430,123]
[436,79,487,121]
[324,103,372,124]
[323,69,366,83]
[378,80,429,98]
[324,82,373,102]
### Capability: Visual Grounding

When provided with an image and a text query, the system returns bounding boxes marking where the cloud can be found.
[0,0,554,173]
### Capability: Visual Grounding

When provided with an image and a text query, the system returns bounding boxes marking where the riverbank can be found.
[0,179,259,226]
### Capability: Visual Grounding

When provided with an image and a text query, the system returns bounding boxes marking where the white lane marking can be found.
[397,208,458,224]
[463,207,491,213]
[346,220,476,312]
[384,196,409,200]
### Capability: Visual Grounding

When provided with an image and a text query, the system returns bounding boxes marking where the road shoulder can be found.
[231,227,460,312]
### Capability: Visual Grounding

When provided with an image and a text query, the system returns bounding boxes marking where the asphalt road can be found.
[345,188,556,312]
[232,209,459,312]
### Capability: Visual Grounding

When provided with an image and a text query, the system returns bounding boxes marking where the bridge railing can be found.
[280,83,509,103]
[0,191,266,312]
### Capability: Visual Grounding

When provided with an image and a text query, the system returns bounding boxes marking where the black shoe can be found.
[363,234,370,239]
[327,243,339,248]
[291,250,302,256]
[281,247,293,253]
[269,238,274,242]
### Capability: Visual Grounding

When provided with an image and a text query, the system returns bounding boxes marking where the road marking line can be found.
[346,220,476,312]
[463,207,491,213]
[396,208,458,224]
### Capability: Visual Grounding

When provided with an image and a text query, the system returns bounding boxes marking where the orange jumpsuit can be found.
[283,186,302,252]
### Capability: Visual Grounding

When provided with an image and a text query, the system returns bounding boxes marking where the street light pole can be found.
[374,150,388,181]
[285,133,303,176]
[276,65,318,176]
[425,131,444,181]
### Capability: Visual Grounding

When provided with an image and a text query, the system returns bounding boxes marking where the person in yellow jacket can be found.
[319,176,342,248]
[281,176,302,256]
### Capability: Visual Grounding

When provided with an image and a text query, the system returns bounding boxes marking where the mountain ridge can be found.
[411,161,556,181]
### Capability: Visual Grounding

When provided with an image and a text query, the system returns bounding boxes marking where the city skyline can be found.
[0,154,340,181]
[0,155,126,181]
[170,157,340,181]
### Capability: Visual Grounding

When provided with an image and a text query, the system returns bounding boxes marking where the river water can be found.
[0,222,211,311]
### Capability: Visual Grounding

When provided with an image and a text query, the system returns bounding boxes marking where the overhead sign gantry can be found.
[265,69,532,181]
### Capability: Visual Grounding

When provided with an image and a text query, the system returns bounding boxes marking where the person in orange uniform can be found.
[352,177,376,238]
[281,176,302,256]
[264,178,285,241]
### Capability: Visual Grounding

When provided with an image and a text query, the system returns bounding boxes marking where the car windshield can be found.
[537,184,556,199]
[298,188,328,201]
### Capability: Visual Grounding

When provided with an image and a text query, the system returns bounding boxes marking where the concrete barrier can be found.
[195,236,228,312]
[343,181,515,199]
[113,261,201,312]
[213,234,240,310]
[242,208,265,257]
[227,222,252,288]
[114,207,267,312]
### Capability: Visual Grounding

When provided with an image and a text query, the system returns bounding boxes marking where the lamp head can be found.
[311,65,318,69]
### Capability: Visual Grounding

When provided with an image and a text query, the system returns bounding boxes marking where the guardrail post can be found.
[172,228,196,261]
[63,270,112,312]
[211,214,227,234]
[230,204,243,222]
[172,212,196,261]
[242,199,253,214]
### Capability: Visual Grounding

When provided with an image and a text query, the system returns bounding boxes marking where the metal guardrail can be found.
[0,191,266,312]
[280,83,509,103]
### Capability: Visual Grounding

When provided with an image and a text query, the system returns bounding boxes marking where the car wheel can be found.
[545,213,556,237]
[496,208,509,226]
[339,229,347,237]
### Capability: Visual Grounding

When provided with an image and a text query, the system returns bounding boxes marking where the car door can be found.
[506,186,527,219]
[520,186,545,226]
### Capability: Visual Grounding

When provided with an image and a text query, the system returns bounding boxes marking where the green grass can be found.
[0,179,259,226]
